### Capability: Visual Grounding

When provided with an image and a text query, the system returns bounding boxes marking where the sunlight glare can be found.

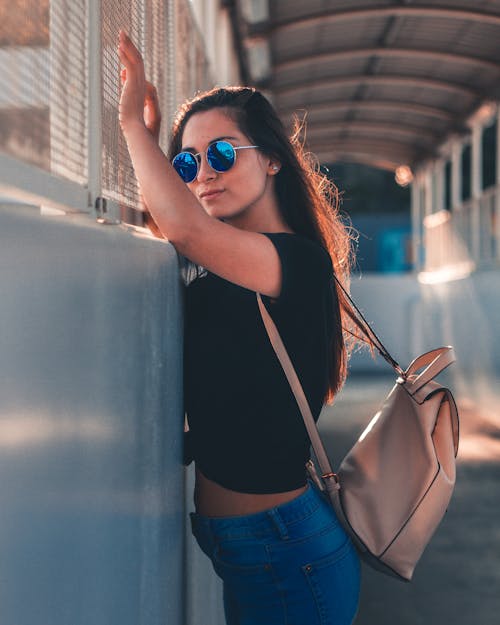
[359,411,381,442]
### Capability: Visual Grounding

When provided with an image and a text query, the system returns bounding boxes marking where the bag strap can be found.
[405,347,456,395]
[256,291,458,493]
[256,293,339,488]
[333,276,406,378]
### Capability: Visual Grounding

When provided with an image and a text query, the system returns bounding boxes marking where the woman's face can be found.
[178,108,279,226]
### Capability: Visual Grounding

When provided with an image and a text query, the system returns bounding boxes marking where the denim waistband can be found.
[190,479,327,541]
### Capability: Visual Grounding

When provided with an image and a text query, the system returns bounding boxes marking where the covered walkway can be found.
[229,0,500,276]
[233,1,500,169]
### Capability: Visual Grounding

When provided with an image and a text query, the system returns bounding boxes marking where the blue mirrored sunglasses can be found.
[172,140,259,183]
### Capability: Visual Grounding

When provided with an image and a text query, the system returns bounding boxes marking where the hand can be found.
[118,31,165,237]
[120,69,162,143]
[118,30,148,134]
[144,81,162,143]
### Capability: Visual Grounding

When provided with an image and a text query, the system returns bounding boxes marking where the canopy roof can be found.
[233,0,500,170]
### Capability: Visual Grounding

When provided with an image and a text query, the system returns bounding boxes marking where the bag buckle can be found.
[321,471,339,482]
[322,471,341,490]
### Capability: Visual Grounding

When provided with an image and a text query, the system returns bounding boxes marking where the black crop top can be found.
[183,232,335,493]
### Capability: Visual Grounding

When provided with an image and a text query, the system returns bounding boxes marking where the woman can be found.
[118,29,362,625]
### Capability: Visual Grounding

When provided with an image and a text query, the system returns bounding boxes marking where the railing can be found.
[419,185,499,283]
[478,186,499,267]
[420,209,474,284]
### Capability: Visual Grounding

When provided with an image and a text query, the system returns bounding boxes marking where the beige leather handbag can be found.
[257,291,459,582]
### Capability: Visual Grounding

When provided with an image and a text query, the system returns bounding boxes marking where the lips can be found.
[199,189,224,200]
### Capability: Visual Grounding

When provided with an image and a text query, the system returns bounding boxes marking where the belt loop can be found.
[267,508,289,540]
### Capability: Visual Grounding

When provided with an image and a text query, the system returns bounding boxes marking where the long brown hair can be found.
[168,86,366,403]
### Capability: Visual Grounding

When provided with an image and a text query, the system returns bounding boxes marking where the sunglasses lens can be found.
[172,152,198,183]
[207,141,236,172]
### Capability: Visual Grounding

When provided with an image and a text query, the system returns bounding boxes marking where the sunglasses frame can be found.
[172,140,259,183]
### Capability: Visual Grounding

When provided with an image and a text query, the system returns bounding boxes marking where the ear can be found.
[267,160,281,176]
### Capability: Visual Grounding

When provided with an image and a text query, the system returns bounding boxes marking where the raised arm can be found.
[117,31,284,298]
[124,73,164,237]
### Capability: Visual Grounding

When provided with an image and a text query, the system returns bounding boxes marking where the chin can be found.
[205,207,225,219]
[207,206,241,221]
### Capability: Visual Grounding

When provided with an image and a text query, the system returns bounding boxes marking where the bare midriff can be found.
[194,465,308,518]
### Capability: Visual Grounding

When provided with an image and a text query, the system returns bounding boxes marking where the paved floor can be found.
[318,373,500,625]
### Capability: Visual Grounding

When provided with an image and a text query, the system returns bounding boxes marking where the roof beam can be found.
[307,140,424,165]
[314,151,403,171]
[310,136,418,154]
[305,121,437,144]
[310,138,424,164]
[274,48,500,77]
[279,100,456,123]
[272,6,500,33]
[275,74,477,100]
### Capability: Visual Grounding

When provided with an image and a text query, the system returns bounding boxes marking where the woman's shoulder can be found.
[261,231,333,272]
[257,230,334,313]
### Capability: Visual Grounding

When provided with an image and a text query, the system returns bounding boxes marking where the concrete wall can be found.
[348,269,500,400]
[0,204,185,625]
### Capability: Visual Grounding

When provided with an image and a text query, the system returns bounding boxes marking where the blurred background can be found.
[0,1,499,624]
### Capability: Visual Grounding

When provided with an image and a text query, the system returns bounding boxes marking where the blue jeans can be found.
[189,479,360,625]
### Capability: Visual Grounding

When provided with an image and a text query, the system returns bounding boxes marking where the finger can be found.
[145,83,159,101]
[118,40,135,66]
[118,47,133,73]
[118,47,143,88]
[118,34,139,70]
[119,31,144,66]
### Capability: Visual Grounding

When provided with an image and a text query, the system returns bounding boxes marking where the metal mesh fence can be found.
[101,0,148,208]
[174,0,213,109]
[0,0,214,211]
[101,0,212,210]
[0,0,88,183]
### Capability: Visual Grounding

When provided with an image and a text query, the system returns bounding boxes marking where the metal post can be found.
[471,123,482,265]
[451,140,461,211]
[424,166,433,217]
[435,159,444,213]
[88,0,104,218]
[496,107,500,264]
[168,1,178,124]
[410,177,421,272]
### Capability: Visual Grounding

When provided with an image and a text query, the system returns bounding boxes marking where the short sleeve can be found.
[260,232,333,316]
